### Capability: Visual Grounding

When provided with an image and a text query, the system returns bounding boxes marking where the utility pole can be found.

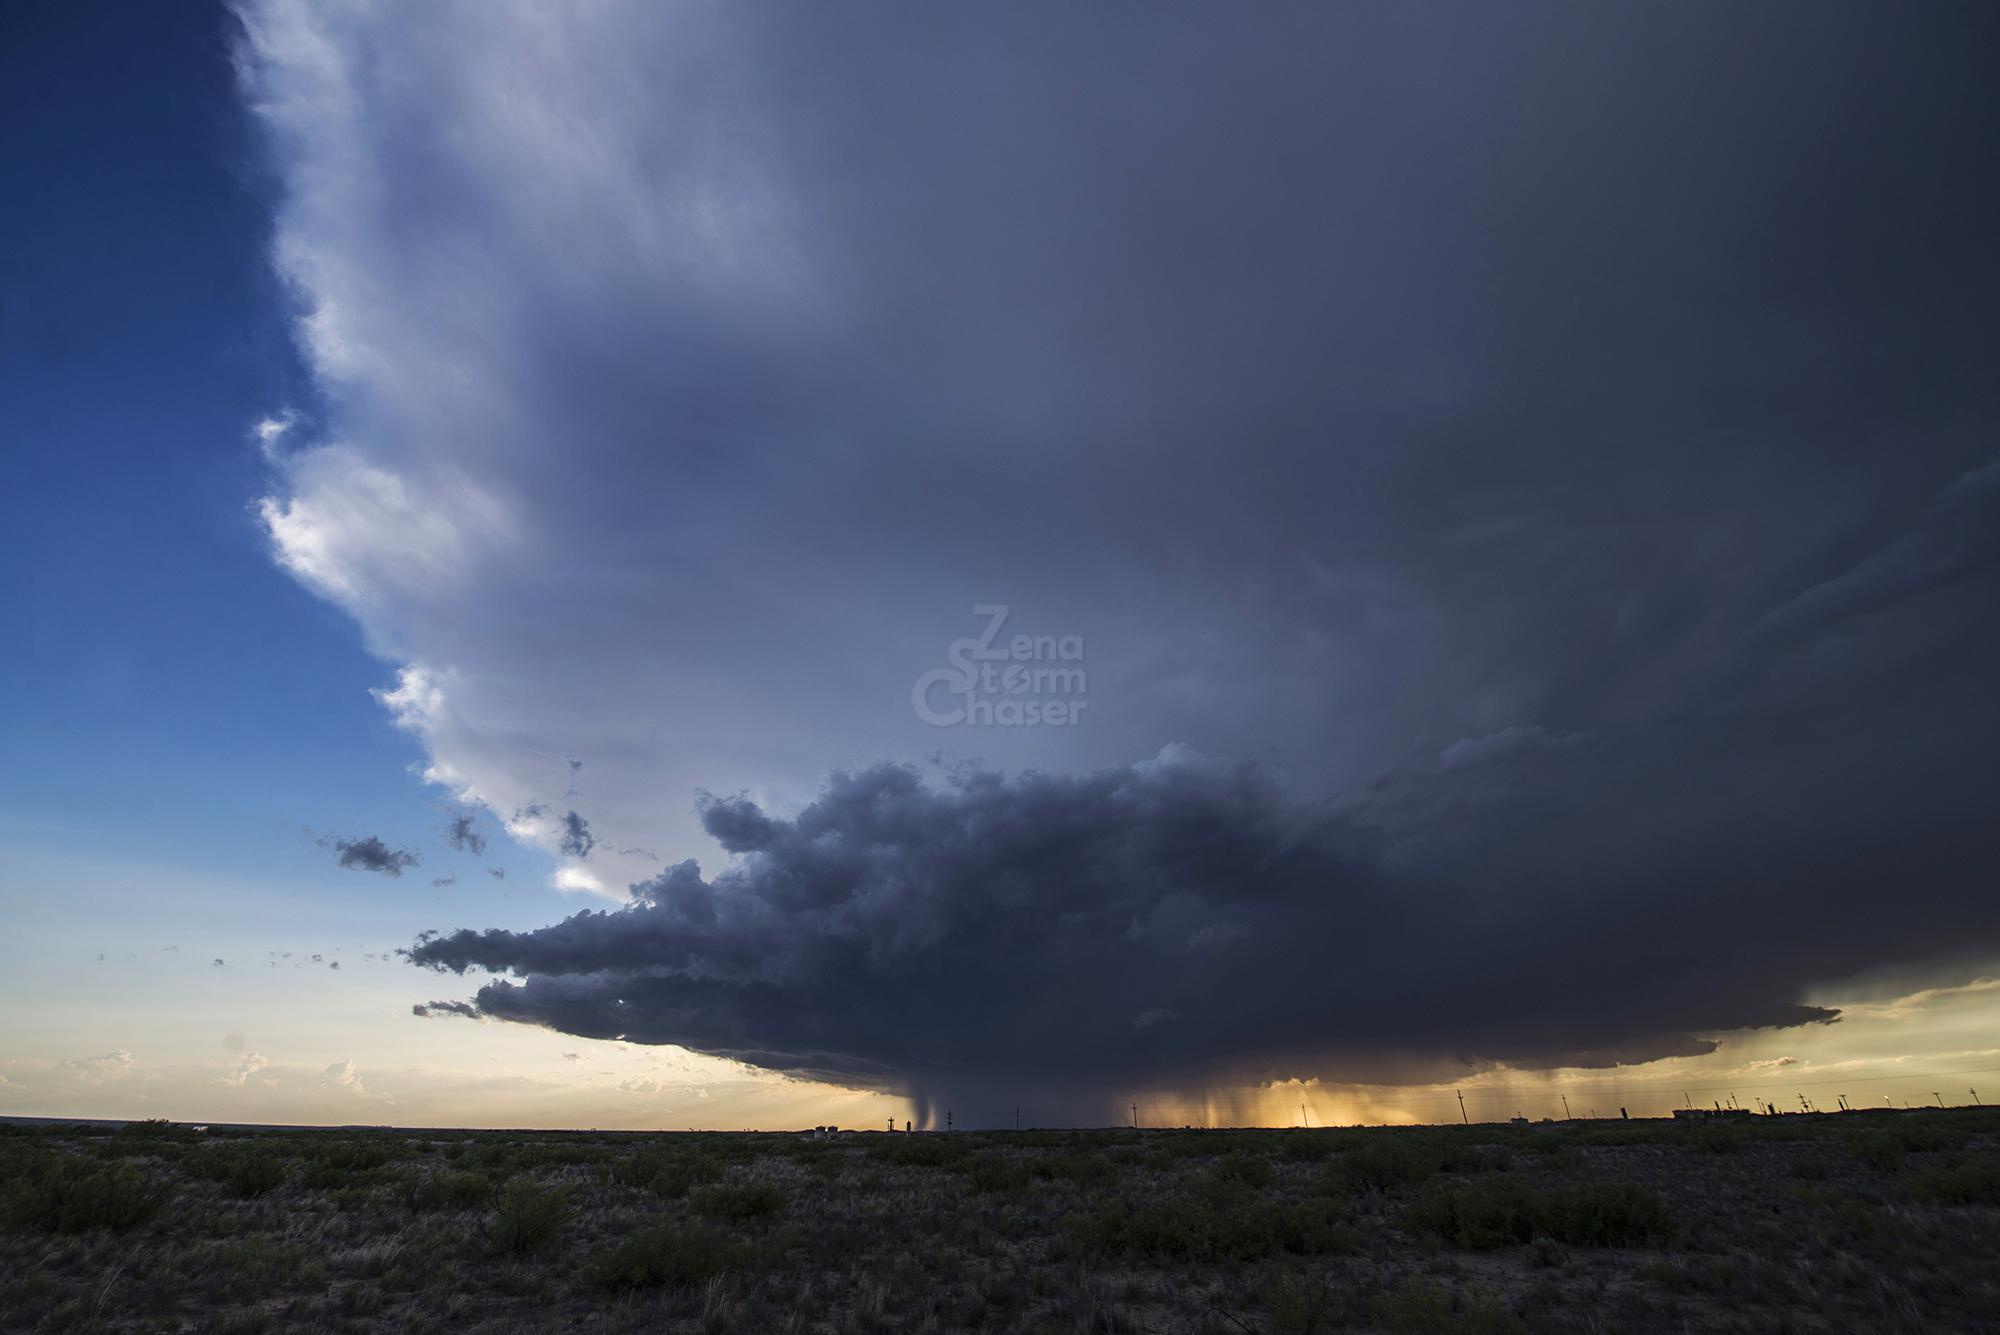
[1561,1095,1572,1121]
[1683,1091,1693,1110]
[1972,1089,1982,1107]
[1933,1091,1945,1108]
[1015,1107,1020,1132]
[1300,1102,1309,1129]
[1131,1102,1138,1130]
[1456,1090,1468,1125]
[946,1108,953,1133]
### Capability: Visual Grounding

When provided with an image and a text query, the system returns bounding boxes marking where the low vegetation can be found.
[0,1106,1995,1331]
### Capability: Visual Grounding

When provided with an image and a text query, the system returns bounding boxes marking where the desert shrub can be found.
[1323,1136,1443,1194]
[1407,1179,1672,1249]
[610,1147,724,1198]
[1066,1194,1353,1264]
[1210,1153,1276,1190]
[866,1136,970,1169]
[1260,1268,1357,1333]
[223,1154,288,1199]
[1884,1118,1970,1153]
[2,1158,173,1233]
[294,1137,400,1188]
[1406,1177,1538,1249]
[1570,1125,1677,1148]
[1279,1133,1337,1163]
[691,1182,786,1222]
[590,1222,746,1291]
[1844,1132,1905,1173]
[188,1147,288,1199]
[486,1180,569,1255]
[1538,1182,1675,1246]
[1371,1277,1527,1335]
[1789,1157,1831,1180]
[965,1154,1030,1193]
[1910,1156,2000,1206]
[408,1170,494,1211]
[1031,1150,1117,1187]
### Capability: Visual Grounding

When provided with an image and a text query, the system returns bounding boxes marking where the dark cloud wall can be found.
[231,1,2000,1121]
[414,495,2000,1121]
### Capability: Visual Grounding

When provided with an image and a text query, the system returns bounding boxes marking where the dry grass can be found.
[2,1108,1998,1332]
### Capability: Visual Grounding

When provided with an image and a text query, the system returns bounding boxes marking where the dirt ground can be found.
[3,1106,1997,1332]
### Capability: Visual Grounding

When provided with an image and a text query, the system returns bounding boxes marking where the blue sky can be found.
[5,1,2000,1128]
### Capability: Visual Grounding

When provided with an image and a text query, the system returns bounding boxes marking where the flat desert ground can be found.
[3,1108,1997,1332]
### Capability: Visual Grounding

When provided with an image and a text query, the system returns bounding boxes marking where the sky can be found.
[4,1,1999,1130]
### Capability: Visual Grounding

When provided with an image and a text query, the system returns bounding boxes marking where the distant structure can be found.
[1672,1107,1752,1121]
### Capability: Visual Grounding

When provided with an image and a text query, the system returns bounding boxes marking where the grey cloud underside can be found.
[331,836,419,878]
[412,499,2000,1115]
[557,811,595,860]
[444,810,487,857]
[230,2,2000,1119]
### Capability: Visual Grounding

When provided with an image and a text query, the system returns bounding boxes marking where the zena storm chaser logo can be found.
[912,605,1087,727]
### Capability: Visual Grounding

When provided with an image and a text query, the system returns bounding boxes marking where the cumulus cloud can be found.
[236,1,2000,1122]
[322,1059,373,1097]
[63,1050,136,1085]
[220,1052,270,1087]
[328,835,420,878]
[408,715,2000,1124]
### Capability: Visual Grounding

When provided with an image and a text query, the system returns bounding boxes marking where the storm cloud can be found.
[413,544,2000,1122]
[237,2,2000,1120]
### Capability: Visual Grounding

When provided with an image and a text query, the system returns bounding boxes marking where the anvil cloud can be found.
[236,1,2000,1122]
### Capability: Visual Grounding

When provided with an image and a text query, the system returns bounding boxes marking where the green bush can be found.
[1067,1194,1353,1264]
[1844,1133,1905,1173]
[2,1159,173,1233]
[1407,1179,1673,1249]
[590,1222,746,1291]
[408,1170,494,1211]
[294,1137,400,1189]
[1210,1153,1276,1190]
[1324,1137,1442,1194]
[690,1181,786,1222]
[1910,1156,2000,1206]
[1371,1277,1527,1335]
[610,1148,724,1198]
[965,1154,1030,1193]
[865,1135,971,1169]
[485,1180,569,1255]
[1538,1182,1675,1246]
[224,1154,288,1200]
[1406,1177,1537,1249]
[1030,1150,1117,1186]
